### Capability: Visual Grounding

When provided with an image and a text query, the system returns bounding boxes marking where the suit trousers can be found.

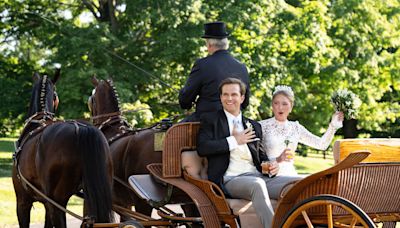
[224,173,302,228]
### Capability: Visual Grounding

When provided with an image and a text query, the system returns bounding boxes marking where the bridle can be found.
[89,89,127,130]
[53,90,59,111]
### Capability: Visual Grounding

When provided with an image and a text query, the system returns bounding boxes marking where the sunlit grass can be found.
[0,176,84,226]
[295,152,334,174]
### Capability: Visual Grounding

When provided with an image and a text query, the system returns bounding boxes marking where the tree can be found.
[0,0,399,139]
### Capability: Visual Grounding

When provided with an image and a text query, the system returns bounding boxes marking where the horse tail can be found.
[77,125,113,222]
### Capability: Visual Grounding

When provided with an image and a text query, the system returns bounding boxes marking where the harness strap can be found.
[91,111,121,121]
[14,116,56,162]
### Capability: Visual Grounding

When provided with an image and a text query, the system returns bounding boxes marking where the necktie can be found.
[233,119,243,132]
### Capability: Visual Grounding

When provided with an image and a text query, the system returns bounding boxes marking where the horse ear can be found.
[91,75,99,86]
[32,72,40,82]
[52,68,61,84]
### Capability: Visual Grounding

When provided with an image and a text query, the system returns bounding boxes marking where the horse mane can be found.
[40,75,48,111]
[105,79,121,111]
[27,74,54,117]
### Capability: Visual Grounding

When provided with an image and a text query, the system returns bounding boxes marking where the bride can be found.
[259,85,344,176]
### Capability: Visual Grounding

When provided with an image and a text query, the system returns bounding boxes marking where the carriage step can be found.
[128,174,168,203]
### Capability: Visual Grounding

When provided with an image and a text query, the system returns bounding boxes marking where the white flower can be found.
[331,89,361,119]
[246,121,253,130]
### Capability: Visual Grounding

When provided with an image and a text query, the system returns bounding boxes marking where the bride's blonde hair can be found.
[272,85,294,106]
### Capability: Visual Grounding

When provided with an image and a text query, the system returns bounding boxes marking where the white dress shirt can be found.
[223,110,257,176]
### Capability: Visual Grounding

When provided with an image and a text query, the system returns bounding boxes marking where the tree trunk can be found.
[343,118,358,138]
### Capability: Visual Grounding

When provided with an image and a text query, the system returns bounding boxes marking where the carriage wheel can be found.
[280,194,375,228]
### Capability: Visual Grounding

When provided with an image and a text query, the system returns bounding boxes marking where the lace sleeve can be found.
[297,122,337,150]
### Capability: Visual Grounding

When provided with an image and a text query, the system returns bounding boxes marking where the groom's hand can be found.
[232,125,256,145]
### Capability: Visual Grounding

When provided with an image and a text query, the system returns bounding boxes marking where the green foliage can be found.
[0,0,399,138]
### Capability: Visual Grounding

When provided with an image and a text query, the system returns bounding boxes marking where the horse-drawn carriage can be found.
[14,74,400,228]
[83,121,400,228]
[85,78,400,228]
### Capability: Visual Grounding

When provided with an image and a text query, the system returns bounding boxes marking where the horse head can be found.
[28,69,60,117]
[88,75,120,118]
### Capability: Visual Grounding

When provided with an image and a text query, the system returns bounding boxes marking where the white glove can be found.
[330,111,344,129]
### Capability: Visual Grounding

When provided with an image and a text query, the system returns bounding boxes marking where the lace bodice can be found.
[259,117,339,176]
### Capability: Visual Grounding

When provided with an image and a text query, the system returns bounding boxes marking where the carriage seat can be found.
[181,150,277,228]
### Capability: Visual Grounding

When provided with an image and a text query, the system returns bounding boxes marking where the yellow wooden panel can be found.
[333,138,400,164]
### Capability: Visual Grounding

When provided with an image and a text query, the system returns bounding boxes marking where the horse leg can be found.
[16,194,34,228]
[44,206,53,228]
[44,201,67,228]
[52,207,67,228]
[134,199,153,217]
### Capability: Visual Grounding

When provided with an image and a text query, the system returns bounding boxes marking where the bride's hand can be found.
[330,111,344,129]
[278,149,294,162]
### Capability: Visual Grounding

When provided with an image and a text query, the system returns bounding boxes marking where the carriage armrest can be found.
[278,150,370,203]
[183,170,232,215]
[272,151,370,228]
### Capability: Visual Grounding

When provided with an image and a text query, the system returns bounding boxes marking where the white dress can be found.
[259,117,341,176]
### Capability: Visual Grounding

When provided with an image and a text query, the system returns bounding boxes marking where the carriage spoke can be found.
[327,204,333,228]
[301,210,314,228]
[282,195,376,228]
[350,217,357,227]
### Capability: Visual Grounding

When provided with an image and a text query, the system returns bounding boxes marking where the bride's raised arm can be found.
[297,112,343,150]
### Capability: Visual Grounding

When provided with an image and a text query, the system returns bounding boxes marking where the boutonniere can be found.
[245,121,253,130]
[284,139,291,148]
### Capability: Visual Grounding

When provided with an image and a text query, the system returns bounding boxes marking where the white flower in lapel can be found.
[245,121,253,130]
[245,120,260,142]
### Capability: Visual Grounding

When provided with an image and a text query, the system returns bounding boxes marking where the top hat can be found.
[201,22,229,39]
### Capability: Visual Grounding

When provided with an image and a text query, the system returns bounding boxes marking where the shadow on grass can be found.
[0,154,13,177]
[0,139,15,178]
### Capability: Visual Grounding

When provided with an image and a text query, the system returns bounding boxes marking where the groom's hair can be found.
[219,77,246,95]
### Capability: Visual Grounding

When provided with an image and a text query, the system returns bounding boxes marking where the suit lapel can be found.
[219,110,230,137]
[243,117,261,164]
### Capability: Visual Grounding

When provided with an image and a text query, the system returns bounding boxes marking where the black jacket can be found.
[179,50,250,121]
[197,110,269,188]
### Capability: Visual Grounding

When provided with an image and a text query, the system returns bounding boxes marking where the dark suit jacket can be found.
[179,50,250,121]
[197,110,269,189]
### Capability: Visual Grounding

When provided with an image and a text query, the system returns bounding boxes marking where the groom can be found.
[197,77,299,228]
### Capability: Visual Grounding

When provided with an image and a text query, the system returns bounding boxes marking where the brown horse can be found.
[12,71,114,228]
[88,77,160,220]
[88,77,198,221]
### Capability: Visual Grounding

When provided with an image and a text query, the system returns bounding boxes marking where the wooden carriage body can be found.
[89,123,400,227]
[153,123,400,228]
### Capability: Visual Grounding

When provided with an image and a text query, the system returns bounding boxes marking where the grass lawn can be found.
[295,152,334,174]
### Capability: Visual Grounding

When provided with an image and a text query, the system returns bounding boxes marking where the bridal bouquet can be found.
[331,89,361,119]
